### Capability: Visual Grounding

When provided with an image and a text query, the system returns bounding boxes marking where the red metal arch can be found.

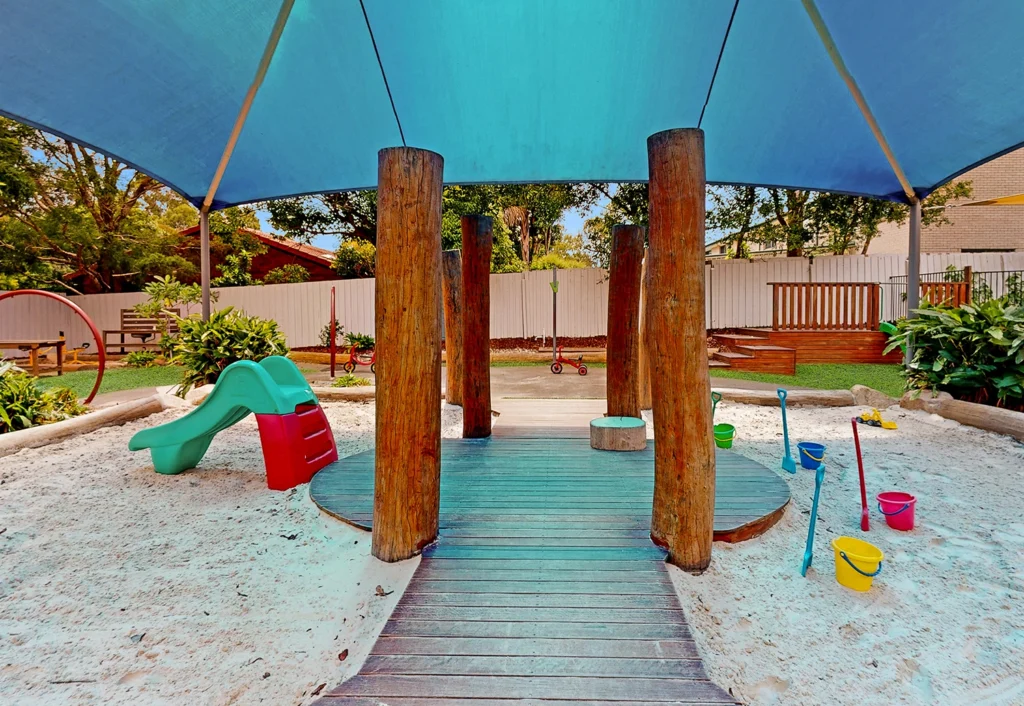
[0,289,106,404]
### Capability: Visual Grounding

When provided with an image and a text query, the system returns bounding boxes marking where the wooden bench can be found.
[103,309,180,354]
[0,339,65,375]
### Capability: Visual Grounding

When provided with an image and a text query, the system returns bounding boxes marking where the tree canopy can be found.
[708,183,972,257]
[0,117,261,293]
[582,181,974,264]
[266,183,597,274]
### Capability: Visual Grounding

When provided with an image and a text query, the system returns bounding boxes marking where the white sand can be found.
[659,402,1024,706]
[0,401,462,706]
[4,397,1023,705]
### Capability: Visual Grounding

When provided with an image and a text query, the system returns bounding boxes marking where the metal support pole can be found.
[551,268,558,361]
[330,285,337,378]
[905,199,922,364]
[200,211,211,321]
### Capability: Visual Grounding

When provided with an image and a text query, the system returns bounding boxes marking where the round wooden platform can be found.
[310,438,789,543]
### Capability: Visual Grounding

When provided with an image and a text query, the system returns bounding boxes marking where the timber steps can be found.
[712,332,797,375]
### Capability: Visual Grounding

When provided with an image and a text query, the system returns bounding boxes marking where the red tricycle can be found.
[342,345,376,374]
[550,346,588,376]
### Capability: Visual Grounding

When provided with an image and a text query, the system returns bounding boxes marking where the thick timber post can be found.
[606,225,645,418]
[373,147,444,563]
[462,215,493,438]
[647,129,715,573]
[441,250,464,407]
[638,251,652,410]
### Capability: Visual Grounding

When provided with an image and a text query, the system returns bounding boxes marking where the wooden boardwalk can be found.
[311,427,788,704]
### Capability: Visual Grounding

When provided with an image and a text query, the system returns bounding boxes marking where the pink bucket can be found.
[877,491,916,531]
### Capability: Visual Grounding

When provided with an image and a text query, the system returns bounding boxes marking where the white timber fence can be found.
[4,252,1024,356]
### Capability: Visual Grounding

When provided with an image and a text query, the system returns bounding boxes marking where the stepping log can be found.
[590,416,647,451]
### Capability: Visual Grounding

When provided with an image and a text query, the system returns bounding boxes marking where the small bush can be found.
[168,308,289,394]
[886,297,1024,410]
[331,374,371,388]
[123,351,159,368]
[0,361,86,434]
[333,240,376,279]
[264,264,310,284]
[345,332,375,351]
[319,320,346,348]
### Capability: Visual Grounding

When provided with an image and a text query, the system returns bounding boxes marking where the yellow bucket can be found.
[832,536,884,592]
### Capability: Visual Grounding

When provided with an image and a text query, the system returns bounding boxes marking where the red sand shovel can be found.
[851,418,869,532]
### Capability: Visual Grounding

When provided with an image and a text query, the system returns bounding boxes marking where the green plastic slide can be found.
[129,356,317,475]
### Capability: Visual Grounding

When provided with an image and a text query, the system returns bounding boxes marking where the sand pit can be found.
[0,402,461,705]
[661,402,1024,706]
[3,397,1022,705]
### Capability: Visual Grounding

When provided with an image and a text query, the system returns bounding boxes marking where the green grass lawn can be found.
[711,363,905,397]
[35,365,185,398]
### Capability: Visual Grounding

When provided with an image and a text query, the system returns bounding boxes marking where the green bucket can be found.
[713,423,736,449]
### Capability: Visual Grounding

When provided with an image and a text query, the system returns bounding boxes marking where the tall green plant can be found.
[167,308,289,394]
[885,298,1024,410]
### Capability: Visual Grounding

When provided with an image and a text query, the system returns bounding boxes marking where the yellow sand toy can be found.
[857,408,897,430]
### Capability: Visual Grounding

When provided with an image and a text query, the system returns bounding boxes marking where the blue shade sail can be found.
[1,0,1022,209]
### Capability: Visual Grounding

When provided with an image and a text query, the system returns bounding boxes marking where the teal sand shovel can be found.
[778,388,797,474]
[711,391,722,421]
[801,462,826,576]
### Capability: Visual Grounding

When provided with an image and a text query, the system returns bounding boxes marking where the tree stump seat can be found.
[590,415,647,451]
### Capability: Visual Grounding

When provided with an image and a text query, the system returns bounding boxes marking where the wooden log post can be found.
[638,251,652,410]
[441,250,464,407]
[461,215,493,438]
[373,146,444,563]
[646,128,716,573]
[606,225,644,417]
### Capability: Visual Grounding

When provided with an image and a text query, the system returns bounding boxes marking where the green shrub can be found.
[319,320,346,348]
[123,351,159,368]
[333,240,376,279]
[529,252,590,271]
[885,297,1024,410]
[344,332,375,351]
[168,308,289,394]
[0,361,86,434]
[331,373,371,388]
[263,264,310,284]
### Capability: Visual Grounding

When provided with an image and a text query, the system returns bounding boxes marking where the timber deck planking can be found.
[311,436,786,704]
[310,438,789,542]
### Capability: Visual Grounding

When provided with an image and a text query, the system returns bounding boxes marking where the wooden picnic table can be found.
[0,339,64,376]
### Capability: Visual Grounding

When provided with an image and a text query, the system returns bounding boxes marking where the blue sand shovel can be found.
[778,388,797,474]
[801,463,826,577]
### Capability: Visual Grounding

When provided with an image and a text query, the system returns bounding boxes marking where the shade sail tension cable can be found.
[359,0,406,147]
[201,0,297,214]
[698,0,740,130]
[801,0,917,204]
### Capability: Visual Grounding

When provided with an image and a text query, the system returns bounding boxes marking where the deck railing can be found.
[769,282,881,331]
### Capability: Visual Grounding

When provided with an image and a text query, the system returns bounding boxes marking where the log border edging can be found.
[0,394,168,457]
[900,390,1024,442]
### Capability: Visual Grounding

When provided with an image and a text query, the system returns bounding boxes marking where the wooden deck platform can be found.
[311,438,789,542]
[311,435,788,705]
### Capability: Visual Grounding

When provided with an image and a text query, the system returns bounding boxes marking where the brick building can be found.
[177,226,337,283]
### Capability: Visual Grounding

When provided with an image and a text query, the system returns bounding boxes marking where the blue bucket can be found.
[797,442,826,470]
